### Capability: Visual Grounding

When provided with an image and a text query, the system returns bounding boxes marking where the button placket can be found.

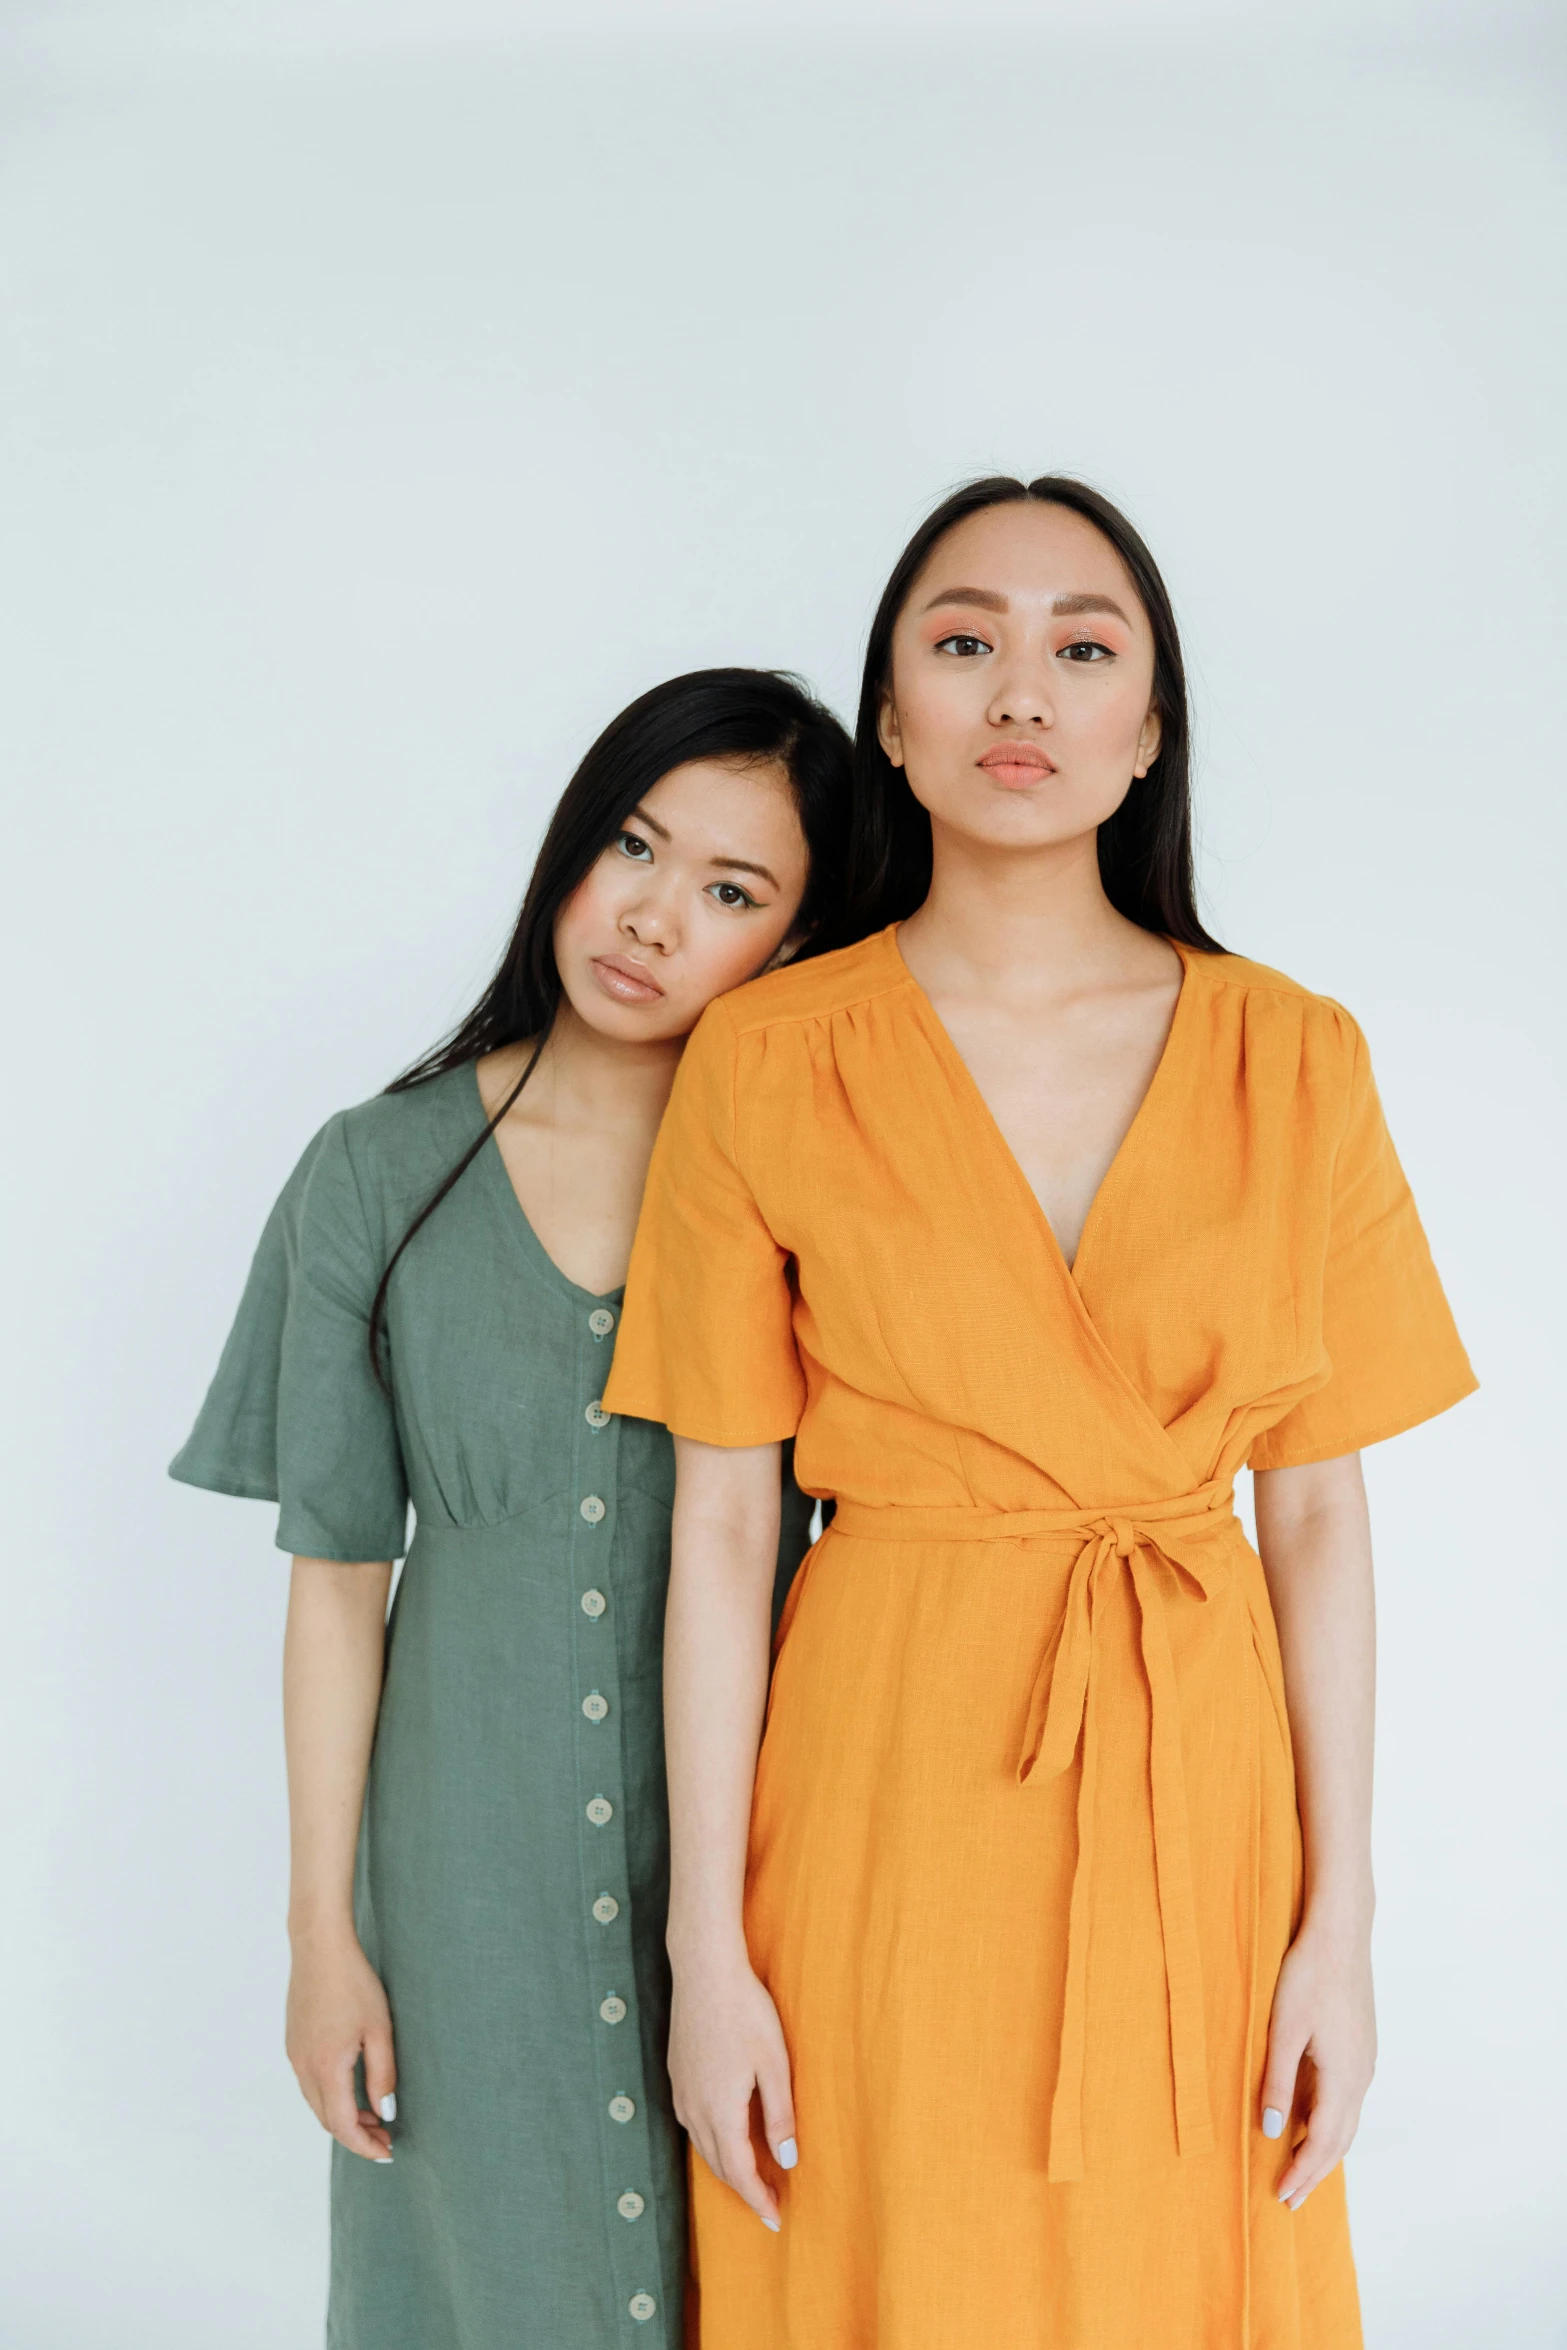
[568,1313,664,2340]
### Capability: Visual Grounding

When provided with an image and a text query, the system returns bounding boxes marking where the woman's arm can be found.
[664,1435,797,2232]
[1252,1451,1377,2210]
[282,1555,397,2162]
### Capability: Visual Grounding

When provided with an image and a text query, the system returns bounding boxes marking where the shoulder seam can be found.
[314,1107,386,1266]
[725,968,913,1038]
[1197,959,1352,1013]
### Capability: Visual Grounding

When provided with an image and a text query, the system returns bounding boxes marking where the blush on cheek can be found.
[553,867,612,959]
[1072,689,1152,763]
[693,927,787,1002]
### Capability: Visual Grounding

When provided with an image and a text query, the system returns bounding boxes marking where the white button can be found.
[592,1893,619,1924]
[589,1308,616,1338]
[586,1400,611,1430]
[580,1495,606,1525]
[580,1589,607,1619]
[600,1993,627,2025]
[608,2094,636,2124]
[586,1796,614,1827]
[629,2293,656,2322]
[582,1691,609,1722]
[617,2189,644,2220]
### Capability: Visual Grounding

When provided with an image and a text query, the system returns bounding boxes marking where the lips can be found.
[978,741,1056,779]
[978,741,1057,788]
[590,955,665,1004]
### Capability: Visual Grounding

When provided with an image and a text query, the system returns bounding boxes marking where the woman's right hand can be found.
[285,1930,398,2162]
[669,1953,797,2231]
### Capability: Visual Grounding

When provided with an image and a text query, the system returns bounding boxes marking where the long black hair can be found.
[850,475,1221,950]
[367,666,855,1380]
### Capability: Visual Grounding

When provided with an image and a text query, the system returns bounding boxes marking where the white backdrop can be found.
[3,3,1563,2343]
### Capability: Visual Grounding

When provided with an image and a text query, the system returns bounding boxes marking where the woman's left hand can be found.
[1260,1919,1377,2210]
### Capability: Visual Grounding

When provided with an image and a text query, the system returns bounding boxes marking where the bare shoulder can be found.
[475,1040,541,1121]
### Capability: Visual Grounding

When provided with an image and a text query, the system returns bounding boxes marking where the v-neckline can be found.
[887,924,1194,1296]
[464,1064,625,1309]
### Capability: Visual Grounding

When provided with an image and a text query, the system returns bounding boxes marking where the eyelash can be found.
[930,633,1115,663]
[615,833,760,911]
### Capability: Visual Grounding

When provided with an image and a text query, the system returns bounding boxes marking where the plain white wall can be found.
[3,4,1563,2342]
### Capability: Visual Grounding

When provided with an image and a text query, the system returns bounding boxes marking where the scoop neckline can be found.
[459,1062,626,1309]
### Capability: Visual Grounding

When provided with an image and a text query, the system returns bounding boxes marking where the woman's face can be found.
[878,500,1163,858]
[553,756,810,1045]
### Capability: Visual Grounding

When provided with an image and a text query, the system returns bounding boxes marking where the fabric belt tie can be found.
[830,1481,1236,2184]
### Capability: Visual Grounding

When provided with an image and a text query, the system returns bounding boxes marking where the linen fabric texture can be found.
[602,925,1475,2350]
[170,1065,810,2350]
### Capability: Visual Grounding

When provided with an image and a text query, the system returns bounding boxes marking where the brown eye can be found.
[933,633,991,657]
[1059,640,1112,663]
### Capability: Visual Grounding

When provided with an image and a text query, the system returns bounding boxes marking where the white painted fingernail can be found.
[1262,2107,1285,2139]
[379,2095,397,2122]
[776,2137,798,2170]
[762,2214,780,2233]
[375,2156,393,2165]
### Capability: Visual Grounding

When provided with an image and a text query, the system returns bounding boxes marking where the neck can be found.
[528,997,685,1130]
[901,822,1151,993]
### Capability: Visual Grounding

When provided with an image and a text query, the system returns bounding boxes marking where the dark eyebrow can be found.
[711,855,779,888]
[1051,591,1134,623]
[625,804,671,841]
[919,585,1008,614]
[918,586,1135,626]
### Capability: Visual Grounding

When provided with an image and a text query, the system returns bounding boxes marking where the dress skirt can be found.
[690,1512,1362,2350]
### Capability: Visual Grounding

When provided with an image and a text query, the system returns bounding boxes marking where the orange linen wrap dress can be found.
[602,925,1475,2350]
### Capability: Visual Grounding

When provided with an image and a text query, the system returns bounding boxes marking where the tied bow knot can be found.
[1015,1497,1233,2183]
[826,1482,1237,2187]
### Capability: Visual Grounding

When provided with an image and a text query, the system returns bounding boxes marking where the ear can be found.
[876,687,906,771]
[1133,703,1163,779]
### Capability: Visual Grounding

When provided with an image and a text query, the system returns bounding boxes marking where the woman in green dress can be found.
[170,669,858,2349]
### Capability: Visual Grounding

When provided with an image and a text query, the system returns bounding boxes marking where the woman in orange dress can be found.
[603,477,1475,2349]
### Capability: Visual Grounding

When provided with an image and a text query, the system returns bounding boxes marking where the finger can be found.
[687,2118,726,2189]
[362,2025,398,2128]
[1259,2013,1308,2146]
[756,2047,798,2174]
[321,2055,394,2164]
[1277,2081,1357,2209]
[713,2110,781,2231]
[290,2054,331,2137]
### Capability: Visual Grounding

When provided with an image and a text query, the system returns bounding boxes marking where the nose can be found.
[987,650,1056,729]
[620,882,676,953]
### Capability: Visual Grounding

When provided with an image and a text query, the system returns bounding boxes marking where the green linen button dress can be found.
[170,1063,811,2350]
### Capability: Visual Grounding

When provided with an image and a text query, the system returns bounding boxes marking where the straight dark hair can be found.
[850,475,1221,950]
[367,667,855,1381]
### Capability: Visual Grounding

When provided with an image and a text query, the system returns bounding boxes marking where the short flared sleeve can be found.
[604,1000,805,1446]
[168,1114,410,1561]
[1249,1014,1476,1470]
